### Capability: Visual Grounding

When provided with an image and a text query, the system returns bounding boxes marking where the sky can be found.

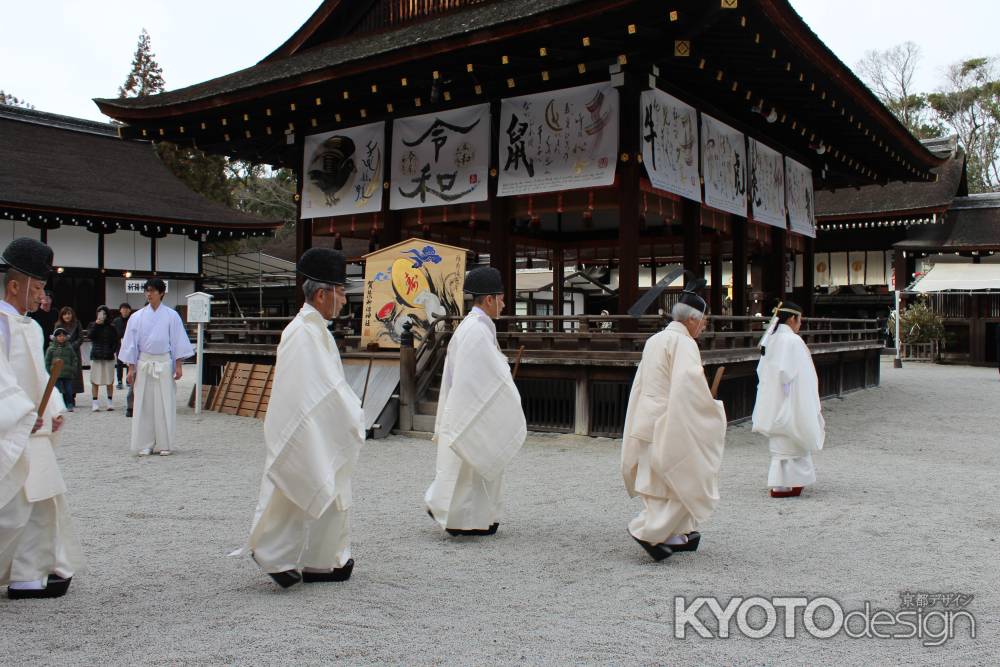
[1,0,998,123]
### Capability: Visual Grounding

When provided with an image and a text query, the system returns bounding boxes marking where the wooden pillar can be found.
[488,100,514,325]
[732,216,748,321]
[294,137,310,308]
[552,247,565,320]
[682,199,702,280]
[617,74,640,321]
[765,227,787,307]
[710,233,723,315]
[803,236,816,316]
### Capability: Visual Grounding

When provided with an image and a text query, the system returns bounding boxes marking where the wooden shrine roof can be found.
[894,194,1000,252]
[0,105,281,236]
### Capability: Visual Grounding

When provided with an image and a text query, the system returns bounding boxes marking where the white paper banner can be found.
[639,89,700,202]
[785,156,816,238]
[302,122,385,219]
[701,114,747,217]
[749,138,786,228]
[498,82,619,196]
[390,104,490,210]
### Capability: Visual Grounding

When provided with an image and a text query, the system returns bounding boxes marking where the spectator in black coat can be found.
[86,305,120,411]
[112,302,132,389]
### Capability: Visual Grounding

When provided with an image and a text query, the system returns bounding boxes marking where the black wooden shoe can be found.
[669,532,701,553]
[446,523,499,536]
[631,533,673,561]
[302,559,354,583]
[7,575,72,600]
[267,570,302,589]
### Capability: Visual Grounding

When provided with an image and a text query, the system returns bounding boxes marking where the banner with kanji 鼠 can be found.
[785,156,816,238]
[301,122,385,218]
[748,138,786,228]
[498,82,619,196]
[639,88,700,202]
[390,104,490,210]
[701,114,747,217]
[360,239,467,349]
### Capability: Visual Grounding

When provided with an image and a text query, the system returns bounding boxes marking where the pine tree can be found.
[118,29,165,98]
[0,90,35,109]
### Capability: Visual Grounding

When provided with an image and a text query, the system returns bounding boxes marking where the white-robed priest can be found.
[425,266,526,537]
[117,278,194,456]
[752,301,824,498]
[0,238,83,599]
[621,278,727,561]
[235,248,364,589]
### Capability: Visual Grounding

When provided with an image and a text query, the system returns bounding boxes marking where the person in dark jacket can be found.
[111,302,132,389]
[45,328,80,412]
[28,290,58,350]
[55,306,84,397]
[86,305,119,411]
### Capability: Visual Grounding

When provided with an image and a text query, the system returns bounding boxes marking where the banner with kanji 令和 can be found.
[639,88,700,202]
[301,122,385,218]
[390,104,490,210]
[497,82,619,196]
[701,113,747,217]
[748,138,786,228]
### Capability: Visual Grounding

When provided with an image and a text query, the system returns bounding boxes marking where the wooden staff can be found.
[511,345,526,379]
[360,357,375,408]
[710,366,726,399]
[37,358,63,418]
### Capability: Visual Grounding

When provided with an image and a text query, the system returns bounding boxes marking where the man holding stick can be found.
[621,277,727,561]
[235,248,364,589]
[0,238,82,599]
[425,266,526,537]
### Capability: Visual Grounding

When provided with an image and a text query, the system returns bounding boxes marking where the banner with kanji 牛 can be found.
[639,88,700,202]
[301,122,385,218]
[749,138,786,228]
[701,114,747,217]
[785,156,816,238]
[390,104,490,210]
[498,82,619,196]
[360,239,467,349]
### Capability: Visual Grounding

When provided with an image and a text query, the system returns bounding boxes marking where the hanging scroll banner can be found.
[701,114,747,217]
[390,104,490,210]
[639,88,700,202]
[498,82,619,196]
[785,156,816,238]
[301,121,385,219]
[748,138,786,228]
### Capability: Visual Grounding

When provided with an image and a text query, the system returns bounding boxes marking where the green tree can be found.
[856,42,941,140]
[928,57,1000,193]
[0,90,34,109]
[118,29,165,98]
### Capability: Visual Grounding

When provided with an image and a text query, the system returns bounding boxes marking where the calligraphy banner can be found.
[390,104,490,210]
[639,89,700,202]
[748,138,786,228]
[498,82,619,196]
[361,238,467,349]
[301,122,385,219]
[785,157,816,237]
[701,114,747,217]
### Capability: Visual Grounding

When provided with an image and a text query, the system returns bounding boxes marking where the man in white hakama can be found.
[118,278,194,456]
[621,279,727,561]
[237,248,364,589]
[425,266,526,536]
[0,238,82,599]
[752,301,825,498]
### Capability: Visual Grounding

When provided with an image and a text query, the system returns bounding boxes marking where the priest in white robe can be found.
[752,301,825,498]
[117,278,194,456]
[425,266,526,536]
[0,237,82,599]
[621,279,727,561]
[236,248,364,589]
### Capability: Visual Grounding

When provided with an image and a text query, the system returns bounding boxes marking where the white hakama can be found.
[622,322,727,546]
[752,324,825,490]
[425,308,526,532]
[130,352,176,453]
[236,304,364,575]
[0,305,83,585]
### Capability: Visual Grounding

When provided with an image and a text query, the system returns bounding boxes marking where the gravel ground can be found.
[1,360,997,666]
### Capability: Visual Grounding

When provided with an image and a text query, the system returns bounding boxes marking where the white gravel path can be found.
[1,360,997,665]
